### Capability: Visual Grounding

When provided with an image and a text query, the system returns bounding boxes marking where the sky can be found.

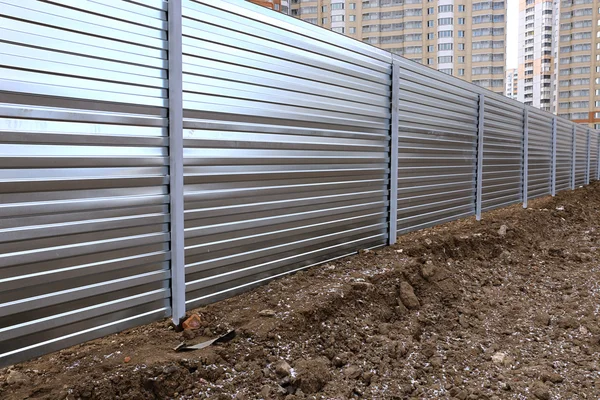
[507,0,519,69]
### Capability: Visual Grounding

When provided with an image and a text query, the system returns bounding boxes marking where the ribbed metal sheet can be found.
[394,56,478,234]
[481,95,524,211]
[527,108,553,199]
[556,119,574,191]
[0,0,171,367]
[181,0,392,309]
[591,132,599,181]
[575,126,587,187]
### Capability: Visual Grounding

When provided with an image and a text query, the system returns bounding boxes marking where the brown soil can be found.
[2,183,600,400]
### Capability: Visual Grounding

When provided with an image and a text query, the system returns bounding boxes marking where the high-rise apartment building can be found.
[506,68,518,99]
[289,0,507,94]
[553,0,599,128]
[517,0,554,112]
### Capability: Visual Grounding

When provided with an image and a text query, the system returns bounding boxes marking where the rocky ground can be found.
[2,183,600,400]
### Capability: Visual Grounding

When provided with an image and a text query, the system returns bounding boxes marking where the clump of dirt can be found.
[2,183,600,399]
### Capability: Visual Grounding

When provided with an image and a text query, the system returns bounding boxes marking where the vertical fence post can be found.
[551,116,557,196]
[388,60,399,245]
[522,109,529,209]
[586,129,591,185]
[597,132,600,181]
[168,0,185,325]
[476,94,485,221]
[571,125,576,190]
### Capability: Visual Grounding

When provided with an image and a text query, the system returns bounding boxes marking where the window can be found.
[439,30,453,38]
[438,56,453,63]
[331,3,344,10]
[439,68,453,75]
[458,68,465,76]
[427,20,434,27]
[458,5,466,12]
[427,45,434,52]
[349,27,356,34]
[438,43,453,51]
[458,18,465,24]
[427,33,435,39]
[427,58,434,65]
[321,5,327,12]
[438,5,453,13]
[427,7,434,14]
[349,3,356,9]
[458,43,465,50]
[458,56,465,63]
[331,15,344,22]
[438,17,453,25]
[332,27,344,33]
[349,15,356,21]
[458,31,465,37]
[322,17,327,24]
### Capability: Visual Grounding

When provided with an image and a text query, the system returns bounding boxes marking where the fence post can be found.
[597,132,600,181]
[572,125,576,190]
[168,0,185,325]
[522,109,528,209]
[388,60,400,245]
[476,94,485,221]
[551,116,557,196]
[586,129,591,185]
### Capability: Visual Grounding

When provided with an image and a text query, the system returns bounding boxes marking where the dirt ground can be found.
[2,183,600,400]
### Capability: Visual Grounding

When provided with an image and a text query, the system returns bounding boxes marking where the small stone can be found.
[556,206,565,211]
[430,356,443,368]
[532,382,550,400]
[456,390,468,400]
[541,371,563,384]
[124,356,131,363]
[292,358,331,394]
[259,309,276,317]
[557,317,579,329]
[399,281,420,310]
[6,370,29,386]
[274,360,291,377]
[498,225,508,236]
[343,365,362,379]
[534,313,551,327]
[424,238,433,245]
[420,261,436,280]
[491,352,506,365]
[333,354,348,368]
[182,314,202,330]
[182,329,196,340]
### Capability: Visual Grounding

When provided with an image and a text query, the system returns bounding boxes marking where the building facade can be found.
[288,0,507,94]
[553,0,600,128]
[249,0,290,13]
[506,68,518,99]
[517,0,554,111]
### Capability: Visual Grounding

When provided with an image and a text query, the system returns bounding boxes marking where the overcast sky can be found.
[507,0,518,69]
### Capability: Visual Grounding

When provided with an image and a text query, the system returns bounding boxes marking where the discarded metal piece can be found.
[174,330,236,352]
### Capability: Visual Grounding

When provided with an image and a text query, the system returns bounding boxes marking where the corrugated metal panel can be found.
[556,119,574,191]
[0,0,171,366]
[482,95,524,211]
[575,126,587,187]
[527,108,553,199]
[591,132,599,181]
[394,57,478,234]
[181,0,392,309]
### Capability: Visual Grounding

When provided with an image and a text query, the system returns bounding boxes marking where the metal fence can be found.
[1,0,598,367]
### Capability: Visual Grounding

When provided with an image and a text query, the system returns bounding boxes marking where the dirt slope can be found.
[2,184,600,400]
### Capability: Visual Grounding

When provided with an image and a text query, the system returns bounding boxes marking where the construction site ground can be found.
[2,183,600,400]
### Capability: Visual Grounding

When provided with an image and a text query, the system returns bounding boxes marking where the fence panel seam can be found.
[523,109,528,209]
[476,94,485,221]
[388,61,400,245]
